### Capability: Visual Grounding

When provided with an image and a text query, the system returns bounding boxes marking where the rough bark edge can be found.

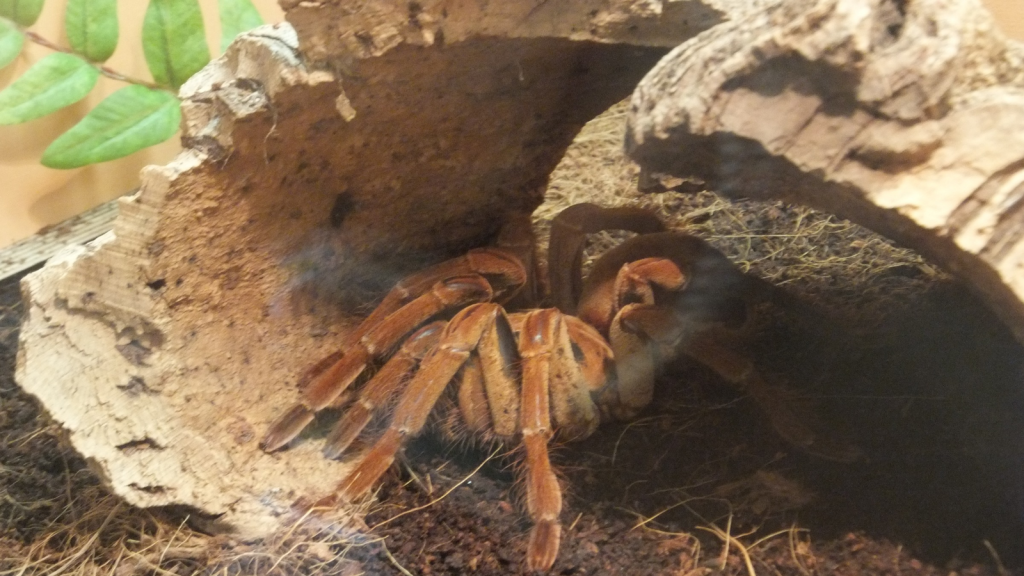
[627,0,1024,342]
[16,24,359,538]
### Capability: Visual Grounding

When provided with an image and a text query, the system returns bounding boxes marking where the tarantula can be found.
[260,203,848,571]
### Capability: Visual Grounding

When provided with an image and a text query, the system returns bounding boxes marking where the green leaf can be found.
[0,0,44,26]
[0,53,98,125]
[218,0,262,52]
[142,0,210,90]
[0,17,24,70]
[41,85,180,169]
[65,0,118,62]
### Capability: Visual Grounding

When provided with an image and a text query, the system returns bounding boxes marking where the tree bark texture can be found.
[627,0,1024,342]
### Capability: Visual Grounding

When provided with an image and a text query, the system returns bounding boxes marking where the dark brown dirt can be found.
[0,267,94,545]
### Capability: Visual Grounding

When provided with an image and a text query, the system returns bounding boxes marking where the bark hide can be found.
[627,0,1024,342]
[15,0,763,537]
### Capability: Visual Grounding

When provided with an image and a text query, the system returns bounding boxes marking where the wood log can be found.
[15,1,754,536]
[626,0,1024,343]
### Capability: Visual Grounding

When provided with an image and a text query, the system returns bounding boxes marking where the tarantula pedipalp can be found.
[260,203,838,571]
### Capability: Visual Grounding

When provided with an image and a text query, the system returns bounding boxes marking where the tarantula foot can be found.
[527,520,561,572]
[260,405,315,452]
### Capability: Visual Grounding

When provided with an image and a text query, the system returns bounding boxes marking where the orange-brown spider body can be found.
[261,203,844,571]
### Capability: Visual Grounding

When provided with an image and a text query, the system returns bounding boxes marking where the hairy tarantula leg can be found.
[458,310,521,437]
[322,321,446,460]
[580,258,688,337]
[295,351,345,393]
[456,354,491,433]
[563,316,613,392]
[683,329,862,462]
[337,303,509,500]
[354,247,528,342]
[563,316,615,423]
[613,257,687,307]
[589,259,686,421]
[572,256,689,338]
[577,232,742,333]
[260,275,494,452]
[496,212,541,309]
[518,310,565,572]
[548,203,666,315]
[547,313,601,441]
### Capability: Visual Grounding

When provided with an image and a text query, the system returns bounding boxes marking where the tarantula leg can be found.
[683,330,813,444]
[579,256,687,335]
[518,310,565,572]
[496,211,541,309]
[593,258,687,421]
[295,350,345,392]
[547,314,602,440]
[577,232,747,332]
[457,311,521,437]
[563,316,614,393]
[322,321,446,459]
[683,329,862,462]
[524,431,561,572]
[548,203,666,315]
[564,315,623,420]
[456,354,491,433]
[355,247,528,341]
[337,303,510,500]
[260,275,494,452]
[614,257,687,305]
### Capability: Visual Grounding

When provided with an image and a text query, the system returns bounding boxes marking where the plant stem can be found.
[22,30,171,93]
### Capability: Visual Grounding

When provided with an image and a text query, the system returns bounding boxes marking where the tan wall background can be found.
[0,0,284,248]
[988,0,1023,41]
[0,0,1020,248]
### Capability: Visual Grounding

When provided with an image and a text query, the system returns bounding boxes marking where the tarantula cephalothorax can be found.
[260,202,848,571]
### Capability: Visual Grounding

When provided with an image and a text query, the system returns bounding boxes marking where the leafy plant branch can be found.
[21,28,165,90]
[0,0,264,169]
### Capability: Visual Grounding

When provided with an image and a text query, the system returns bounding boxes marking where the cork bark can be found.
[627,0,1024,342]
